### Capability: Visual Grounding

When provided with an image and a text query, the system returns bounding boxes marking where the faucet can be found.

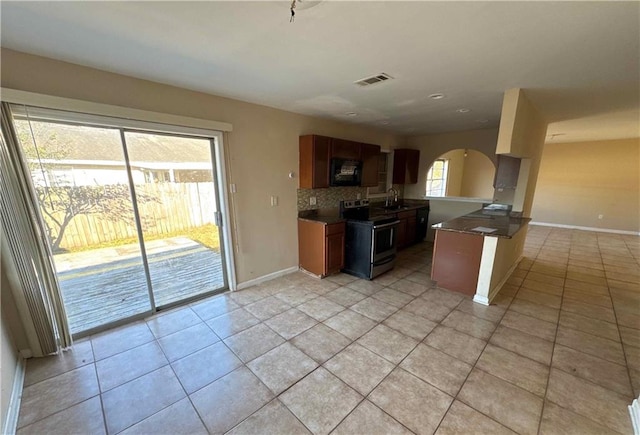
[385,188,399,207]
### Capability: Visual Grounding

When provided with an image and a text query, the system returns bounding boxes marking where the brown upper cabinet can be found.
[360,143,380,187]
[392,148,420,184]
[299,135,381,188]
[494,155,521,189]
[299,135,331,189]
[331,138,361,160]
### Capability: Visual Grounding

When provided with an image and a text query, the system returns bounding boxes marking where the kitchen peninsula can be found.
[431,207,530,305]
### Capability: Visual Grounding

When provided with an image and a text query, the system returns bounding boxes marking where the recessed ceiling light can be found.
[428,93,445,100]
[346,112,357,117]
[455,108,471,113]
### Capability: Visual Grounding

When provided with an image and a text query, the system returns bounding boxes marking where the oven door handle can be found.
[372,220,400,230]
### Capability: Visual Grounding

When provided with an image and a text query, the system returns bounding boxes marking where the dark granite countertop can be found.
[432,209,531,239]
[298,216,346,225]
[298,208,345,225]
[369,199,430,217]
[298,200,429,224]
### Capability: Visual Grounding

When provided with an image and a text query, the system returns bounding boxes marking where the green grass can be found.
[63,223,221,253]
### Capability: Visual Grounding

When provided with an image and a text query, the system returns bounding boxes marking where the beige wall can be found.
[1,255,28,429]
[495,89,547,215]
[404,128,498,199]
[1,304,19,431]
[0,49,405,284]
[531,138,640,232]
[459,150,496,198]
[423,148,495,199]
[439,149,465,196]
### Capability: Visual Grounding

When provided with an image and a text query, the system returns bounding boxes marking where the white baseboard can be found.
[235,266,299,290]
[472,294,490,305]
[629,396,640,435]
[3,355,26,435]
[490,256,523,302]
[530,221,640,236]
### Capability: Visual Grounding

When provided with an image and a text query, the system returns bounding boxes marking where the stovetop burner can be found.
[339,199,370,221]
[339,199,399,226]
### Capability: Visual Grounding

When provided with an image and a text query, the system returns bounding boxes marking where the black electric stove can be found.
[339,199,399,280]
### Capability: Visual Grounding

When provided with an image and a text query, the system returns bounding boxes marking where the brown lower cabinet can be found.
[431,229,484,296]
[298,219,345,277]
[396,209,417,249]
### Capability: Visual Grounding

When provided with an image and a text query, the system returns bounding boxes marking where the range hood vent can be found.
[354,73,393,87]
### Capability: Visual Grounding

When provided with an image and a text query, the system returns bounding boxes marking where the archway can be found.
[425,149,495,198]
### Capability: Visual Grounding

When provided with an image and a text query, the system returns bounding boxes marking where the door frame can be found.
[3,89,238,337]
[120,127,235,310]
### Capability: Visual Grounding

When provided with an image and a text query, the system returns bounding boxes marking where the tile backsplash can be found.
[297,187,369,211]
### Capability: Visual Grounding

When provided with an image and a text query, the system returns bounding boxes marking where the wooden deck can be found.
[57,240,225,334]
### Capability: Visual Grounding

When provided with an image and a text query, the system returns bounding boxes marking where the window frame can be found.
[425,158,450,197]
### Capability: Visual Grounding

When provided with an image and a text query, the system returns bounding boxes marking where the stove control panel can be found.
[342,199,370,209]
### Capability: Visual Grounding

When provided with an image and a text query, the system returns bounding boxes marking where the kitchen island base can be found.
[431,212,529,305]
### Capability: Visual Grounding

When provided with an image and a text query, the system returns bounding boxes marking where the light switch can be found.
[271,196,279,206]
[230,184,237,193]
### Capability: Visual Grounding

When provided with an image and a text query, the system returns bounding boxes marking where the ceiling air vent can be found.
[354,73,394,87]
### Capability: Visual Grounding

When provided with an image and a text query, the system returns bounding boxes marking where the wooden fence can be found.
[45,182,217,250]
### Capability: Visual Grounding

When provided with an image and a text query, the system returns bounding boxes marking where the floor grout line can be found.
[536,228,569,435]
[18,232,638,434]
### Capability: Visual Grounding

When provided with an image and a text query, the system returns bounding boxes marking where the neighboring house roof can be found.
[16,119,212,164]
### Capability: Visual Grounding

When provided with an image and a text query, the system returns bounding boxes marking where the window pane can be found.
[12,116,152,334]
[426,159,449,197]
[125,131,225,307]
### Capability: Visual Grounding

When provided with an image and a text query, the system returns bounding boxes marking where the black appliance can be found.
[415,206,430,242]
[339,199,399,280]
[330,158,362,186]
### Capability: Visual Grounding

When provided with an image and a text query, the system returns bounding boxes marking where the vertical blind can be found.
[0,102,72,354]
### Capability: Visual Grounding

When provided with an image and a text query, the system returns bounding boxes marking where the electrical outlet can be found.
[598,214,604,220]
[310,197,317,206]
[356,193,362,200]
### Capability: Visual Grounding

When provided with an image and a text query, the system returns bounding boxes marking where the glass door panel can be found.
[124,131,226,307]
[12,116,152,334]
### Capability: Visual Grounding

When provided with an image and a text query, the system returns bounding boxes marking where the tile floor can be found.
[16,225,640,434]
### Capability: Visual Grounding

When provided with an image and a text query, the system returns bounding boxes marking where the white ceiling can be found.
[1,1,638,142]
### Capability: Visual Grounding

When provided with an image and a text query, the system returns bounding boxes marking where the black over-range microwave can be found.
[330,158,362,186]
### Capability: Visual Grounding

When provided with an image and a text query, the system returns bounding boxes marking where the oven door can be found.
[371,220,400,264]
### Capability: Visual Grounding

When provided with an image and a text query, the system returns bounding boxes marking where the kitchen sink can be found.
[383,205,410,211]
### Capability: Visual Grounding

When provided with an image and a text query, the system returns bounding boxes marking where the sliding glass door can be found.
[124,131,225,307]
[11,118,152,333]
[11,106,227,335]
